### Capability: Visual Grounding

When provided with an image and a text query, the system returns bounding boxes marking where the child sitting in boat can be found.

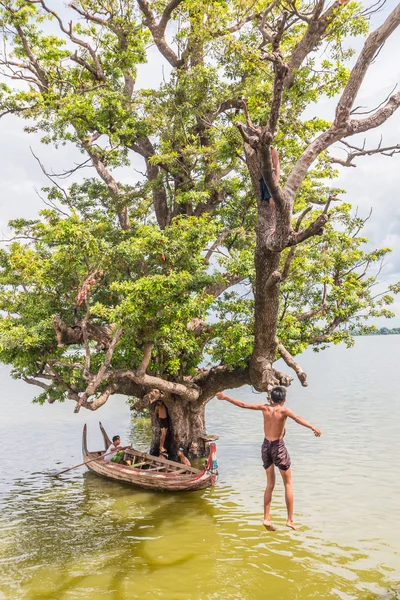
[104,435,131,464]
[216,387,321,531]
[177,447,191,467]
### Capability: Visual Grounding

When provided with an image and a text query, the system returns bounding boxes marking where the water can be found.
[0,336,399,599]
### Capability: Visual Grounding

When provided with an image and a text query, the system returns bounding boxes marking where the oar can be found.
[52,449,117,477]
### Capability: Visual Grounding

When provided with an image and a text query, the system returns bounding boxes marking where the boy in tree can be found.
[216,387,321,531]
[154,399,169,454]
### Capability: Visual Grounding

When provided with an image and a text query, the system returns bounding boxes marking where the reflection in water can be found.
[1,471,399,600]
[1,337,400,599]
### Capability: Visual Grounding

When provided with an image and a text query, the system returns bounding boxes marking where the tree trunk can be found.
[250,247,281,390]
[245,143,282,391]
[149,396,210,459]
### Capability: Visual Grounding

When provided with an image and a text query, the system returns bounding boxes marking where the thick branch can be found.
[335,4,400,126]
[289,199,331,246]
[276,338,308,386]
[111,369,200,402]
[78,383,118,411]
[82,140,130,230]
[136,342,153,377]
[194,365,251,402]
[53,316,113,350]
[22,376,50,391]
[204,273,245,298]
[7,15,49,90]
[74,328,123,413]
[285,6,400,202]
[347,92,400,136]
[137,0,182,68]
[204,231,229,265]
[285,1,344,88]
[309,316,345,344]
[159,0,184,31]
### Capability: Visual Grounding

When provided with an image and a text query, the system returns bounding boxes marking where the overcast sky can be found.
[0,0,399,325]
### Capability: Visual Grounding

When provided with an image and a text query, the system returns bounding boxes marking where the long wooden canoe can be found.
[82,422,218,492]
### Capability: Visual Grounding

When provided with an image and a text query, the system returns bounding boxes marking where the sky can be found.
[0,0,399,325]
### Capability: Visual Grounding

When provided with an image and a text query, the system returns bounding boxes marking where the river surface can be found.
[0,336,399,599]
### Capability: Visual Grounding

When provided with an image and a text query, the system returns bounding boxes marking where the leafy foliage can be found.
[0,0,398,408]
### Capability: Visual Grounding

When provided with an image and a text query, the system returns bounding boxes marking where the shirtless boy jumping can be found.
[216,386,321,531]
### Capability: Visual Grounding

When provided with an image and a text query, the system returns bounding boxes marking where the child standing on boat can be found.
[216,387,321,531]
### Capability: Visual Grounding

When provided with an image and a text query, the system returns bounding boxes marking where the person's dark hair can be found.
[112,435,120,443]
[270,386,287,404]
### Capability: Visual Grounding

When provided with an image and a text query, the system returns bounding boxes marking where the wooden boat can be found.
[82,422,218,492]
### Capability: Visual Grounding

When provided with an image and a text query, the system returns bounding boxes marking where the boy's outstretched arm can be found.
[285,408,321,436]
[216,392,265,411]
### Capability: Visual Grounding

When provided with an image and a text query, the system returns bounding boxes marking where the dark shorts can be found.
[159,417,169,429]
[261,438,291,471]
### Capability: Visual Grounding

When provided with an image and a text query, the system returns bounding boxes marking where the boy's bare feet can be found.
[286,520,297,530]
[263,519,276,531]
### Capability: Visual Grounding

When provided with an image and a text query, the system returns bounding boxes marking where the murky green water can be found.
[1,336,400,599]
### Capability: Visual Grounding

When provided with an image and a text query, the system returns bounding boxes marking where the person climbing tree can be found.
[154,400,169,454]
[259,147,280,203]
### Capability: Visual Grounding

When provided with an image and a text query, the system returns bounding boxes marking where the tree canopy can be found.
[0,0,399,451]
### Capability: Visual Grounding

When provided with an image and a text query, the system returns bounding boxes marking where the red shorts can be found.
[261,438,291,471]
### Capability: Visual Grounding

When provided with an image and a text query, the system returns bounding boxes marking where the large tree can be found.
[0,0,399,457]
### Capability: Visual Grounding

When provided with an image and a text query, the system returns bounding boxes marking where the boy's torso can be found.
[157,403,168,419]
[262,404,287,441]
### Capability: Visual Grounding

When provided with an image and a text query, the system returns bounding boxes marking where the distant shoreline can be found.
[354,328,400,336]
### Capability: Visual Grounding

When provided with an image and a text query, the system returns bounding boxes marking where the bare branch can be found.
[289,196,332,246]
[330,138,400,167]
[22,376,50,391]
[351,84,397,116]
[30,147,69,202]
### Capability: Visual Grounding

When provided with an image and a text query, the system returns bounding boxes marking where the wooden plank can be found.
[144,466,167,472]
[124,448,200,474]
